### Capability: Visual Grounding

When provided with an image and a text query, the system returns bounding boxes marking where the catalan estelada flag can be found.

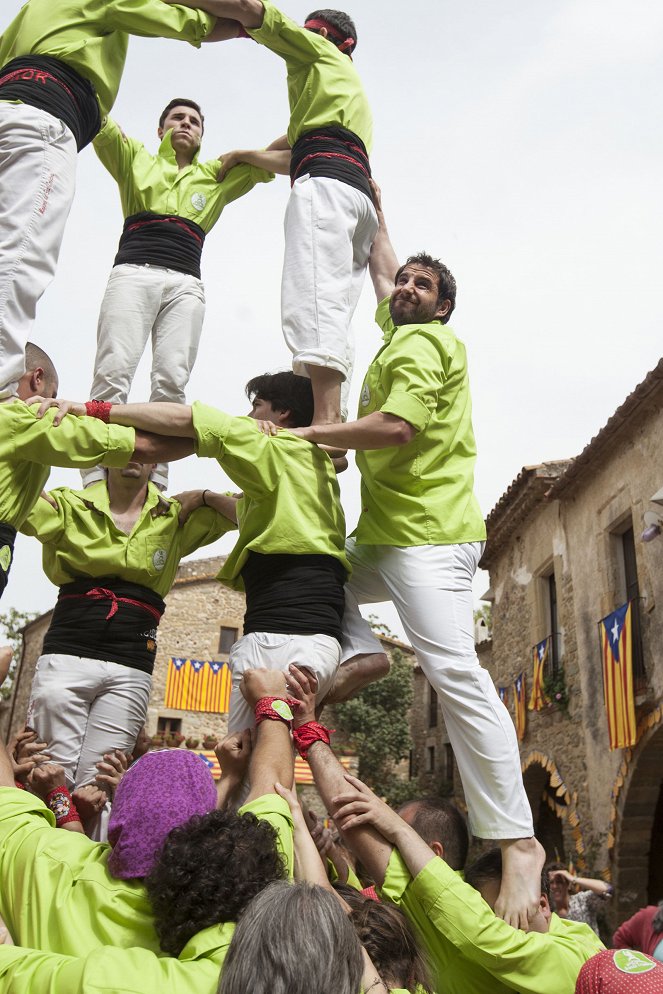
[514,672,527,741]
[599,603,636,749]
[164,658,232,713]
[529,638,551,711]
[193,749,222,779]
[498,686,509,708]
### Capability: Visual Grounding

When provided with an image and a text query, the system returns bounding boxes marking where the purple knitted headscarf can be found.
[107,750,217,879]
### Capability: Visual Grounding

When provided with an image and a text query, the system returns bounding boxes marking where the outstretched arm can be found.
[287,665,393,887]
[164,0,265,28]
[217,146,291,181]
[288,411,416,450]
[368,180,399,303]
[241,669,294,802]
[31,399,196,437]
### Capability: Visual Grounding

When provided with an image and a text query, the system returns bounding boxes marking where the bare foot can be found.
[324,653,390,705]
[496,836,546,930]
[0,647,12,689]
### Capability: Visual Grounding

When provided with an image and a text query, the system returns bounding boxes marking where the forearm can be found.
[202,16,242,40]
[267,133,290,151]
[369,209,399,303]
[389,821,438,880]
[297,411,415,450]
[308,742,392,887]
[175,0,264,27]
[110,403,195,437]
[217,774,241,809]
[203,491,238,523]
[235,148,290,174]
[246,720,293,802]
[131,432,195,463]
[575,876,612,896]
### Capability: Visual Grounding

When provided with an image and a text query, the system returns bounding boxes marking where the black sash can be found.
[114,211,206,279]
[43,578,165,674]
[0,55,101,150]
[290,125,372,199]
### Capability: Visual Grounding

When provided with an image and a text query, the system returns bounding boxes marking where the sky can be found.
[3,0,663,642]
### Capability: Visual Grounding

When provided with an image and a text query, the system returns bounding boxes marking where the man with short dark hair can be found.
[163,0,377,425]
[31,372,351,733]
[0,0,229,399]
[286,184,543,928]
[398,797,469,872]
[0,343,191,600]
[86,98,288,490]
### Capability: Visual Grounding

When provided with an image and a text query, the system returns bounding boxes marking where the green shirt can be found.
[192,403,349,588]
[0,787,293,973]
[0,0,214,119]
[20,481,233,597]
[381,850,604,994]
[355,298,486,547]
[93,119,273,234]
[0,401,134,530]
[248,0,372,149]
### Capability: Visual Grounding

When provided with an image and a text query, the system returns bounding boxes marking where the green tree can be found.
[333,647,414,804]
[0,608,38,701]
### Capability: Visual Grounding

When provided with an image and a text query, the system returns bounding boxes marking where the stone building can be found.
[480,358,663,925]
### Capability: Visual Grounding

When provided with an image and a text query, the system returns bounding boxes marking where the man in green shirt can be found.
[0,342,192,602]
[0,669,295,993]
[284,184,543,929]
[86,97,287,490]
[163,0,377,425]
[31,371,350,738]
[0,0,228,400]
[19,461,232,830]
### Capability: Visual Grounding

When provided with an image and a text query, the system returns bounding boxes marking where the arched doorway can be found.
[614,723,663,919]
[523,761,566,862]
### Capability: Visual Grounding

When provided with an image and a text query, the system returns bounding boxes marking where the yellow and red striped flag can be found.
[514,672,527,741]
[529,638,551,711]
[164,658,232,713]
[599,603,636,749]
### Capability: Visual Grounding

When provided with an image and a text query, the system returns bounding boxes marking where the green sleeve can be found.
[19,491,66,545]
[93,117,143,185]
[178,505,237,558]
[0,945,85,994]
[192,402,281,498]
[409,859,601,994]
[248,1,325,63]
[0,788,56,939]
[102,0,214,46]
[238,794,294,878]
[215,162,274,207]
[15,407,135,470]
[379,328,449,432]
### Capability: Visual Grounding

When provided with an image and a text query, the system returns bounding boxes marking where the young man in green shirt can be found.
[19,460,232,831]
[0,669,295,994]
[0,0,230,400]
[282,184,543,929]
[86,97,288,490]
[31,372,351,736]
[162,0,377,424]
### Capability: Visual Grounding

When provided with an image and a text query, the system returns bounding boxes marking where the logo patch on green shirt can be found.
[0,545,11,572]
[152,549,167,572]
[613,949,658,974]
[360,383,371,407]
[191,192,206,211]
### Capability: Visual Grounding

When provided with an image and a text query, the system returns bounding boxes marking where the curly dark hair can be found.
[145,808,287,956]
[394,253,457,323]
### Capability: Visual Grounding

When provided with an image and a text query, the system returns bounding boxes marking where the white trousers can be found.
[227,631,341,734]
[0,103,77,397]
[27,653,152,791]
[281,176,378,399]
[341,540,534,840]
[84,263,206,489]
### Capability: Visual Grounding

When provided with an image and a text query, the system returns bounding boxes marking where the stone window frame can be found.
[218,623,240,656]
[532,555,564,675]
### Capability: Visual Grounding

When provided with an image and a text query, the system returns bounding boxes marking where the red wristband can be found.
[292,720,334,759]
[45,786,82,827]
[254,696,300,726]
[85,400,112,423]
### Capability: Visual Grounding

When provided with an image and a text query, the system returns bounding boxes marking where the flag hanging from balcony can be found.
[514,672,527,741]
[164,658,232,713]
[599,603,636,749]
[529,637,551,711]
[498,685,509,708]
